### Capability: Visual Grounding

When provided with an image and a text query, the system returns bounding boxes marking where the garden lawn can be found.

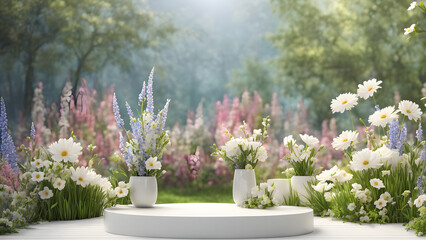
[157,185,233,203]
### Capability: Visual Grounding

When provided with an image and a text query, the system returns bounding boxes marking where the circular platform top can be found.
[105,203,312,217]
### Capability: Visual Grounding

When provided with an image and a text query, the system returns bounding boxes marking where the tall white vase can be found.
[267,178,291,205]
[291,176,315,205]
[233,169,256,206]
[129,176,157,208]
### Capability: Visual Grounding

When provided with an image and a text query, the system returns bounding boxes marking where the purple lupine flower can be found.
[398,124,407,153]
[30,122,36,138]
[125,102,134,119]
[113,93,124,130]
[375,105,380,111]
[387,119,399,150]
[0,97,18,172]
[138,81,146,104]
[161,99,170,131]
[137,158,146,176]
[119,132,126,153]
[146,67,155,115]
[416,122,423,143]
[417,176,424,196]
[421,150,425,162]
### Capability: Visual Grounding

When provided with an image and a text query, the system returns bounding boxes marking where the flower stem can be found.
[400,115,406,134]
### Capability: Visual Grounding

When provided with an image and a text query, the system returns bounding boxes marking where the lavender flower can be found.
[416,122,423,142]
[138,81,146,104]
[125,102,134,119]
[417,176,424,196]
[398,125,407,153]
[387,119,399,150]
[146,67,155,115]
[113,93,124,130]
[161,99,170,131]
[30,122,36,138]
[0,97,18,172]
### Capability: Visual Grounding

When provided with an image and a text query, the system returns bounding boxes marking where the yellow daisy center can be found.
[374,182,379,186]
[78,177,83,182]
[61,150,68,157]
[57,182,61,186]
[119,189,123,194]
[44,191,49,196]
[380,114,387,119]
[36,174,40,178]
[362,160,369,165]
[35,162,40,166]
[149,162,154,166]
[342,100,348,105]
[368,87,373,91]
[406,109,411,113]
[343,173,347,177]
[342,138,348,142]
[378,202,382,205]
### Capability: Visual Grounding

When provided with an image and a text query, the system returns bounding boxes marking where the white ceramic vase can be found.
[129,176,157,208]
[291,176,315,205]
[233,169,256,206]
[267,178,291,205]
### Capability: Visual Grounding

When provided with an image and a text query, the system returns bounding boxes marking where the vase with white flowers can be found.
[212,117,270,206]
[113,67,171,207]
[282,134,323,204]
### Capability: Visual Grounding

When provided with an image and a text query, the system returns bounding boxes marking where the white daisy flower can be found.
[311,182,334,193]
[357,78,382,100]
[332,130,358,151]
[414,194,426,208]
[348,203,356,211]
[402,190,411,197]
[398,100,422,121]
[53,178,66,190]
[283,135,296,147]
[335,170,353,183]
[330,93,358,113]
[146,157,162,170]
[376,146,400,168]
[316,166,339,182]
[245,164,253,170]
[380,192,393,203]
[299,134,319,148]
[374,198,387,209]
[370,178,385,189]
[114,186,129,198]
[381,170,390,176]
[408,1,417,11]
[360,215,370,223]
[31,172,44,182]
[379,208,387,217]
[48,138,82,163]
[70,166,89,187]
[31,159,44,169]
[368,106,398,127]
[256,146,268,162]
[350,149,382,171]
[404,24,416,35]
[39,186,53,200]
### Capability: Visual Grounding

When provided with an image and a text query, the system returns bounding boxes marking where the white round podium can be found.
[104,203,313,238]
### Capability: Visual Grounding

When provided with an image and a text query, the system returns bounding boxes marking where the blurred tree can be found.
[50,0,176,94]
[0,0,67,121]
[269,0,426,126]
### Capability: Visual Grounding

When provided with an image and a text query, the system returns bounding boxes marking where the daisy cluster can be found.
[403,1,426,40]
[243,182,282,209]
[212,117,270,170]
[311,78,426,225]
[113,67,170,177]
[282,134,324,176]
[25,138,129,201]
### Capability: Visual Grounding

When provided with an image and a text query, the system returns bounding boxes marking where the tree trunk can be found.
[23,53,35,124]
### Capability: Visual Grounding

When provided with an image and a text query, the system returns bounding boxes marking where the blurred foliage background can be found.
[0,0,425,139]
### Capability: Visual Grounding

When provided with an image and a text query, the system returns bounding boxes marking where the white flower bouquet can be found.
[20,137,129,221]
[306,78,426,225]
[282,134,324,176]
[212,117,270,170]
[243,182,280,209]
